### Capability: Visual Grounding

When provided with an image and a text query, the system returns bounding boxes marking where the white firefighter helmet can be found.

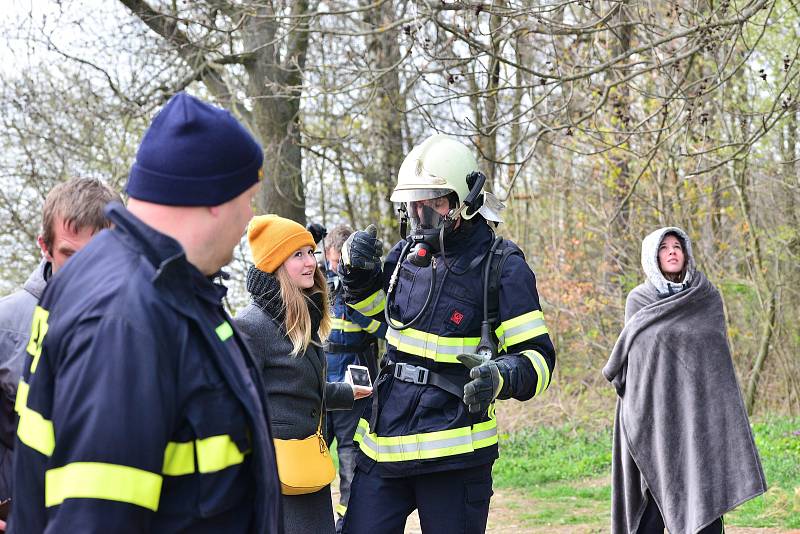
[391,134,503,222]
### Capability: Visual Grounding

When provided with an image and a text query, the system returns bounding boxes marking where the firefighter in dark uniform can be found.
[10,93,281,533]
[338,134,556,534]
[321,225,387,532]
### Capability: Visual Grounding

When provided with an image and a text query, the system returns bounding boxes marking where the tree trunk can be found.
[745,291,776,414]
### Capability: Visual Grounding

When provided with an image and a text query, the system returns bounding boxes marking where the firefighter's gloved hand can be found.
[307,223,327,244]
[460,356,510,414]
[341,224,383,271]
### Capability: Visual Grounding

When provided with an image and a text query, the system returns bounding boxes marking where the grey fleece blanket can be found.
[603,272,767,534]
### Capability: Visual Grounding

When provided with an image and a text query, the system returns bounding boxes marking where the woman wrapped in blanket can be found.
[603,227,767,534]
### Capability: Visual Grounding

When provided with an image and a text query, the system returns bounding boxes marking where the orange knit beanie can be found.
[248,214,316,273]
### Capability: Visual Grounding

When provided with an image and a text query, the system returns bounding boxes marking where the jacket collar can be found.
[105,202,226,310]
[23,259,51,300]
[437,217,494,271]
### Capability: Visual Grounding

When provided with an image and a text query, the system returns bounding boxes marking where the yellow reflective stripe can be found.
[386,327,480,364]
[26,306,50,374]
[522,350,551,396]
[162,435,248,476]
[15,379,29,415]
[363,319,381,334]
[335,503,347,516]
[330,318,363,332]
[17,404,55,456]
[215,321,233,341]
[162,441,195,476]
[45,462,162,511]
[349,290,386,317]
[196,434,245,474]
[353,417,498,462]
[495,310,548,352]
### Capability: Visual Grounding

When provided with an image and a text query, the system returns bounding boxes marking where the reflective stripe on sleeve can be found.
[17,404,55,457]
[495,310,548,352]
[162,441,195,476]
[196,434,246,473]
[330,318,363,333]
[386,327,480,364]
[335,503,347,516]
[348,290,386,317]
[353,416,498,462]
[521,349,552,396]
[26,306,50,374]
[15,379,29,415]
[45,462,162,511]
[162,434,248,476]
[363,319,381,334]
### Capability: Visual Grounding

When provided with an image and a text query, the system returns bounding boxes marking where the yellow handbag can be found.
[273,418,335,496]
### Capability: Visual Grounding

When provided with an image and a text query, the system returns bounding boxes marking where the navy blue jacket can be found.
[11,204,281,533]
[343,218,555,476]
[326,272,386,383]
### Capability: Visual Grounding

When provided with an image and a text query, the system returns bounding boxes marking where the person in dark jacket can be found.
[10,92,281,533]
[0,177,120,528]
[338,134,556,533]
[235,215,372,534]
[322,224,387,532]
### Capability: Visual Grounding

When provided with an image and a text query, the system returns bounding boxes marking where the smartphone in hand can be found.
[345,365,372,388]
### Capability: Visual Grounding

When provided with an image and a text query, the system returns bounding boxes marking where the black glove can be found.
[307,223,327,244]
[341,224,383,271]
[459,354,511,414]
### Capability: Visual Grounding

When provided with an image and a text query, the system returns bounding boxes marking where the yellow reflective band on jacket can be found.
[330,318,363,333]
[162,435,248,476]
[363,319,381,334]
[495,310,548,352]
[353,417,498,462]
[162,441,195,476]
[15,379,29,415]
[215,321,233,341]
[386,327,480,364]
[349,290,386,317]
[45,462,162,511]
[522,350,552,396]
[196,434,246,473]
[17,403,55,457]
[26,305,50,374]
[336,503,347,516]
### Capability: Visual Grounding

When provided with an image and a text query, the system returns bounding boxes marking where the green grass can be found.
[492,416,800,530]
[726,417,800,528]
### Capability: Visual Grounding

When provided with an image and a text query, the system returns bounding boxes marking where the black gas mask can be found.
[402,194,458,267]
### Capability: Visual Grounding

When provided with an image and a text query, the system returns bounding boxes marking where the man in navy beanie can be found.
[11,92,282,534]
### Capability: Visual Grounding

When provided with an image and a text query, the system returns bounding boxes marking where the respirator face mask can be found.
[407,197,455,233]
[402,195,458,267]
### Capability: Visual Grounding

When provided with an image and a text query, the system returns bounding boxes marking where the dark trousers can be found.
[637,495,725,534]
[342,463,493,534]
[325,399,367,531]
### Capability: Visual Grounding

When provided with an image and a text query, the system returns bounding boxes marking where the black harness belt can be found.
[325,340,372,354]
[390,362,466,399]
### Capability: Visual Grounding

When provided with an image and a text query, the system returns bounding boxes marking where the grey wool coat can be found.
[234,269,354,534]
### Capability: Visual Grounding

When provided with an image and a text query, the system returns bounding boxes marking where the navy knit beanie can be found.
[126,92,264,206]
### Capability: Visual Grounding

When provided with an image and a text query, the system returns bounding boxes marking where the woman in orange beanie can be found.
[235,214,371,533]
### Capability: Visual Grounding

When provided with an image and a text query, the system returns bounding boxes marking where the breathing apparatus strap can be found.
[483,238,520,351]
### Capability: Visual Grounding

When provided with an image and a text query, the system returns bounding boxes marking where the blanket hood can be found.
[641,226,696,298]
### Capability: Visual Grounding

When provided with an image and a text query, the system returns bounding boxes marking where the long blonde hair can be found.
[274,265,331,356]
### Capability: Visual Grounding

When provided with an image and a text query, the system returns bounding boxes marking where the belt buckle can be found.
[393,363,429,385]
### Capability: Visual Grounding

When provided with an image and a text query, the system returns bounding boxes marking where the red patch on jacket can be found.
[450,311,464,325]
